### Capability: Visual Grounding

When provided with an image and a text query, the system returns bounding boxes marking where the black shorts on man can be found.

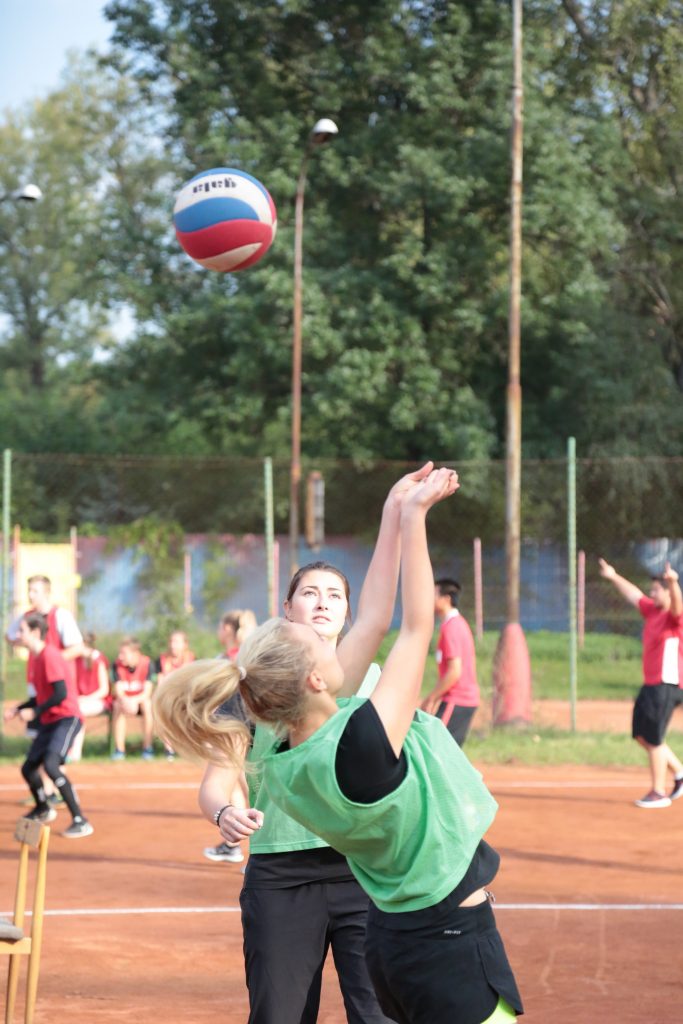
[632,684,680,746]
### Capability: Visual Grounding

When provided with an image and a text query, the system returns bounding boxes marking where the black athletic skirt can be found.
[365,897,522,1024]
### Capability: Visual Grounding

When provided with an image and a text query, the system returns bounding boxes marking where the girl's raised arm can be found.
[370,467,459,756]
[337,461,433,696]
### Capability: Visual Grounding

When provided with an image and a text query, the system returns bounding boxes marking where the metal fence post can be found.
[567,437,578,731]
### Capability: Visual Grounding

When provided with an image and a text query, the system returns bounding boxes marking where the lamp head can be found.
[14,184,42,202]
[310,118,339,145]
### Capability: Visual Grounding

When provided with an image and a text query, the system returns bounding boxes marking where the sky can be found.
[0,0,114,111]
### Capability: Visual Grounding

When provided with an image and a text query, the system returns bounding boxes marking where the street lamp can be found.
[492,0,532,727]
[0,180,41,750]
[0,183,42,203]
[289,118,338,577]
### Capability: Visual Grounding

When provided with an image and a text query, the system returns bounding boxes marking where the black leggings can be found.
[240,878,391,1024]
[22,717,84,819]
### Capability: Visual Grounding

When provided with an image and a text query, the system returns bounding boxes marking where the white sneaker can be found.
[635,790,672,809]
[62,819,95,838]
[203,841,244,863]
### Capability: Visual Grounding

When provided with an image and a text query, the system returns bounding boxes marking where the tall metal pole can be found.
[492,0,531,726]
[264,457,275,617]
[289,152,310,579]
[567,437,578,732]
[473,537,484,642]
[1,449,12,744]
[288,119,338,580]
[505,0,523,624]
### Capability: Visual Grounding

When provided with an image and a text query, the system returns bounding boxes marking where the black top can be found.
[335,699,408,802]
[214,691,250,726]
[335,700,500,913]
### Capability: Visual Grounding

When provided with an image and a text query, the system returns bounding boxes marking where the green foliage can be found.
[200,536,239,625]
[0,1,681,461]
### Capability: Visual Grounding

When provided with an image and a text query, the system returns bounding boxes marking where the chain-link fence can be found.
[2,451,682,637]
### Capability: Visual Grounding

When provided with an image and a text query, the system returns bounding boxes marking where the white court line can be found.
[496,903,683,911]
[0,780,645,794]
[488,781,641,789]
[3,904,682,919]
[0,782,198,792]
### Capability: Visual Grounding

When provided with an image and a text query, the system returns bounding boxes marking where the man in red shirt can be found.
[3,613,93,838]
[599,559,683,808]
[421,578,480,746]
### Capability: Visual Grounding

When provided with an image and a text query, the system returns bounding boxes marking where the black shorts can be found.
[437,704,477,747]
[365,898,523,1024]
[632,684,681,745]
[25,717,82,768]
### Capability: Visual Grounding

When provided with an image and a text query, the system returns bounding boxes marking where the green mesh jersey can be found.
[247,663,381,854]
[260,697,498,912]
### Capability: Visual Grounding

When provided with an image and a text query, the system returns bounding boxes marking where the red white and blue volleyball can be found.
[173,168,277,272]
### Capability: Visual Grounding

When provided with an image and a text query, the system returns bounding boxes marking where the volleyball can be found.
[173,167,277,272]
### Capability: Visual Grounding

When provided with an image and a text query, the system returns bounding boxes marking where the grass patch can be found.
[377,628,642,701]
[463,727,641,766]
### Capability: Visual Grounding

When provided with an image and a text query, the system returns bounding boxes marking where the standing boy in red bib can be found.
[599,558,683,808]
[3,613,93,838]
[421,578,480,746]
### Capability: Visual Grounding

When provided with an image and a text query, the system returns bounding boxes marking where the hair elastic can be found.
[238,665,247,681]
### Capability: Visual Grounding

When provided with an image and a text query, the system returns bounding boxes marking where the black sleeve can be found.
[17,697,38,712]
[33,679,67,719]
[335,701,408,804]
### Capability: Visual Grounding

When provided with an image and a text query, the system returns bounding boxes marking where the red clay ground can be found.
[2,756,682,1024]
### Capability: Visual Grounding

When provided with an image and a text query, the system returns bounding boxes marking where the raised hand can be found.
[402,466,459,514]
[385,461,435,510]
[598,558,616,580]
[663,562,679,586]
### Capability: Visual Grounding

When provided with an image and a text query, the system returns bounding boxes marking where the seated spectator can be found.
[68,631,111,762]
[155,630,195,760]
[111,637,154,761]
[203,609,256,865]
[217,609,257,662]
[156,630,195,681]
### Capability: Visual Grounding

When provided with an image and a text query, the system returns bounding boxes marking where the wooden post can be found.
[473,537,484,641]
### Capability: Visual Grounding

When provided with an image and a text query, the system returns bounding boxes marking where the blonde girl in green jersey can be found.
[177,465,435,1024]
[156,467,522,1024]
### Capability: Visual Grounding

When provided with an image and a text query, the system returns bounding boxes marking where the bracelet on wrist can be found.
[213,804,233,828]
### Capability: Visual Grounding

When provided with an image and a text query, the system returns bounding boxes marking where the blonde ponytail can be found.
[153,659,251,768]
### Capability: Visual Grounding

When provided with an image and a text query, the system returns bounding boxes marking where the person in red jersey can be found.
[156,630,195,678]
[68,632,111,762]
[7,574,84,690]
[599,558,683,808]
[3,613,93,838]
[421,578,480,746]
[111,636,154,760]
[155,631,195,760]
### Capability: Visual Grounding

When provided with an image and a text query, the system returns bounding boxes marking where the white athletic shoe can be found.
[62,818,94,838]
[635,790,672,809]
[203,841,244,863]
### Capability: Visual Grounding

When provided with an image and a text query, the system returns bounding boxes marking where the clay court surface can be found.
[1,757,681,1024]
